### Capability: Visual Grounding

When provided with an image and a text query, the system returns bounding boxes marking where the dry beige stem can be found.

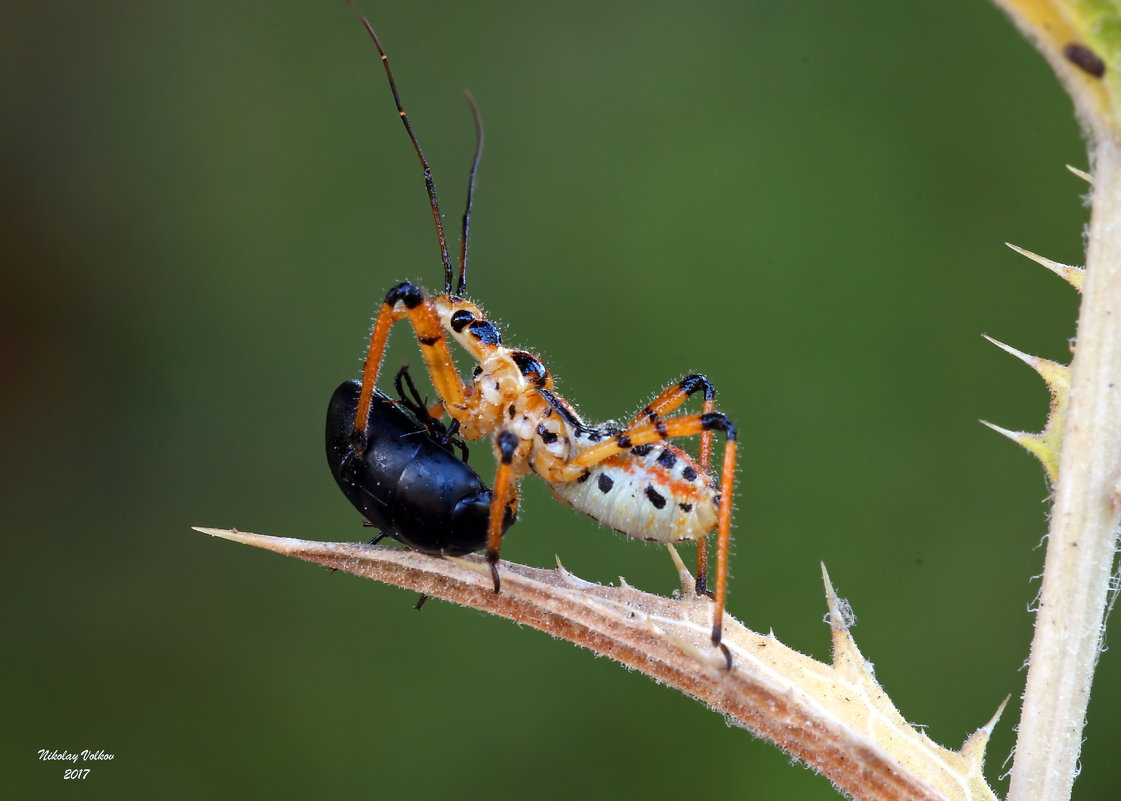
[979,3,1121,797]
[196,527,1001,801]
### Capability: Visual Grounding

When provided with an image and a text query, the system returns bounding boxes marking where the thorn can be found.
[981,335,1071,395]
[665,544,696,597]
[980,421,1059,483]
[821,563,839,625]
[1004,242,1085,291]
[1066,164,1093,183]
[193,525,228,537]
[821,563,856,631]
[192,526,278,548]
[961,695,1011,767]
[821,564,874,681]
[979,419,1028,445]
[981,333,1036,368]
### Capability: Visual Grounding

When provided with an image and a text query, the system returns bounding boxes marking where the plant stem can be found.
[1007,134,1121,801]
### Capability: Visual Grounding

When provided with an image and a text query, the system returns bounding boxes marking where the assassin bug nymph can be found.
[335,17,739,666]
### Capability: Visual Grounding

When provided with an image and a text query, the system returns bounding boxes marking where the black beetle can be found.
[325,374,514,556]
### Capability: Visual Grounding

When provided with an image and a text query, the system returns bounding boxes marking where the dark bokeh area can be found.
[4,1,1118,799]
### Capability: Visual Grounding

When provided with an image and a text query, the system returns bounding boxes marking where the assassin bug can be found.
[327,364,514,556]
[335,17,739,666]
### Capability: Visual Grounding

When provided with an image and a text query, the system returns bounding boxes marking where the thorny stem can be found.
[196,527,1002,801]
[1006,136,1121,801]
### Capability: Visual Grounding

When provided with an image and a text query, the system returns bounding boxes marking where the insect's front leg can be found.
[352,282,468,453]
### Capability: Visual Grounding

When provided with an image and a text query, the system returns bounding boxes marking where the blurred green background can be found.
[4,0,1117,798]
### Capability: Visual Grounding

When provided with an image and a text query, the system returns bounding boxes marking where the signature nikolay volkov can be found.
[38,749,115,763]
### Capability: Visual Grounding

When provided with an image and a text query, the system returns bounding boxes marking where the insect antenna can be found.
[457,90,484,297]
[357,15,455,295]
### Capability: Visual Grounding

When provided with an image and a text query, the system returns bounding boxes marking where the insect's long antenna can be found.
[358,16,454,295]
[457,91,484,297]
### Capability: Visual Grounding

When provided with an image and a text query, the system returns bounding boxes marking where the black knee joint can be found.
[386,281,424,309]
[496,430,518,464]
[681,374,716,402]
[700,411,737,441]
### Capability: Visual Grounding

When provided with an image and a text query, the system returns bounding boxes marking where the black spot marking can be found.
[642,407,658,420]
[418,334,442,346]
[631,443,654,457]
[682,465,698,482]
[537,389,601,435]
[655,420,668,438]
[597,473,614,493]
[450,309,474,332]
[645,486,667,509]
[577,470,591,483]
[615,434,632,449]
[468,320,501,346]
[473,365,483,377]
[656,449,678,470]
[507,404,516,419]
[512,351,548,387]
[536,424,558,445]
[678,502,693,513]
[1064,42,1106,78]
[585,430,602,442]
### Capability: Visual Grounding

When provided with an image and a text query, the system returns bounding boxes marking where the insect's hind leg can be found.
[572,410,737,669]
[629,374,719,597]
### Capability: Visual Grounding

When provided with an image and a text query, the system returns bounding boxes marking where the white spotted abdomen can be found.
[548,445,718,543]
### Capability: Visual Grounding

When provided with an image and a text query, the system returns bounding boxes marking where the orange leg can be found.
[573,410,737,668]
[628,374,716,428]
[694,395,717,597]
[485,430,521,592]
[353,282,467,442]
[627,375,717,595]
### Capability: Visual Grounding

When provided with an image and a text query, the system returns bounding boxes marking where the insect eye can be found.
[450,309,474,332]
